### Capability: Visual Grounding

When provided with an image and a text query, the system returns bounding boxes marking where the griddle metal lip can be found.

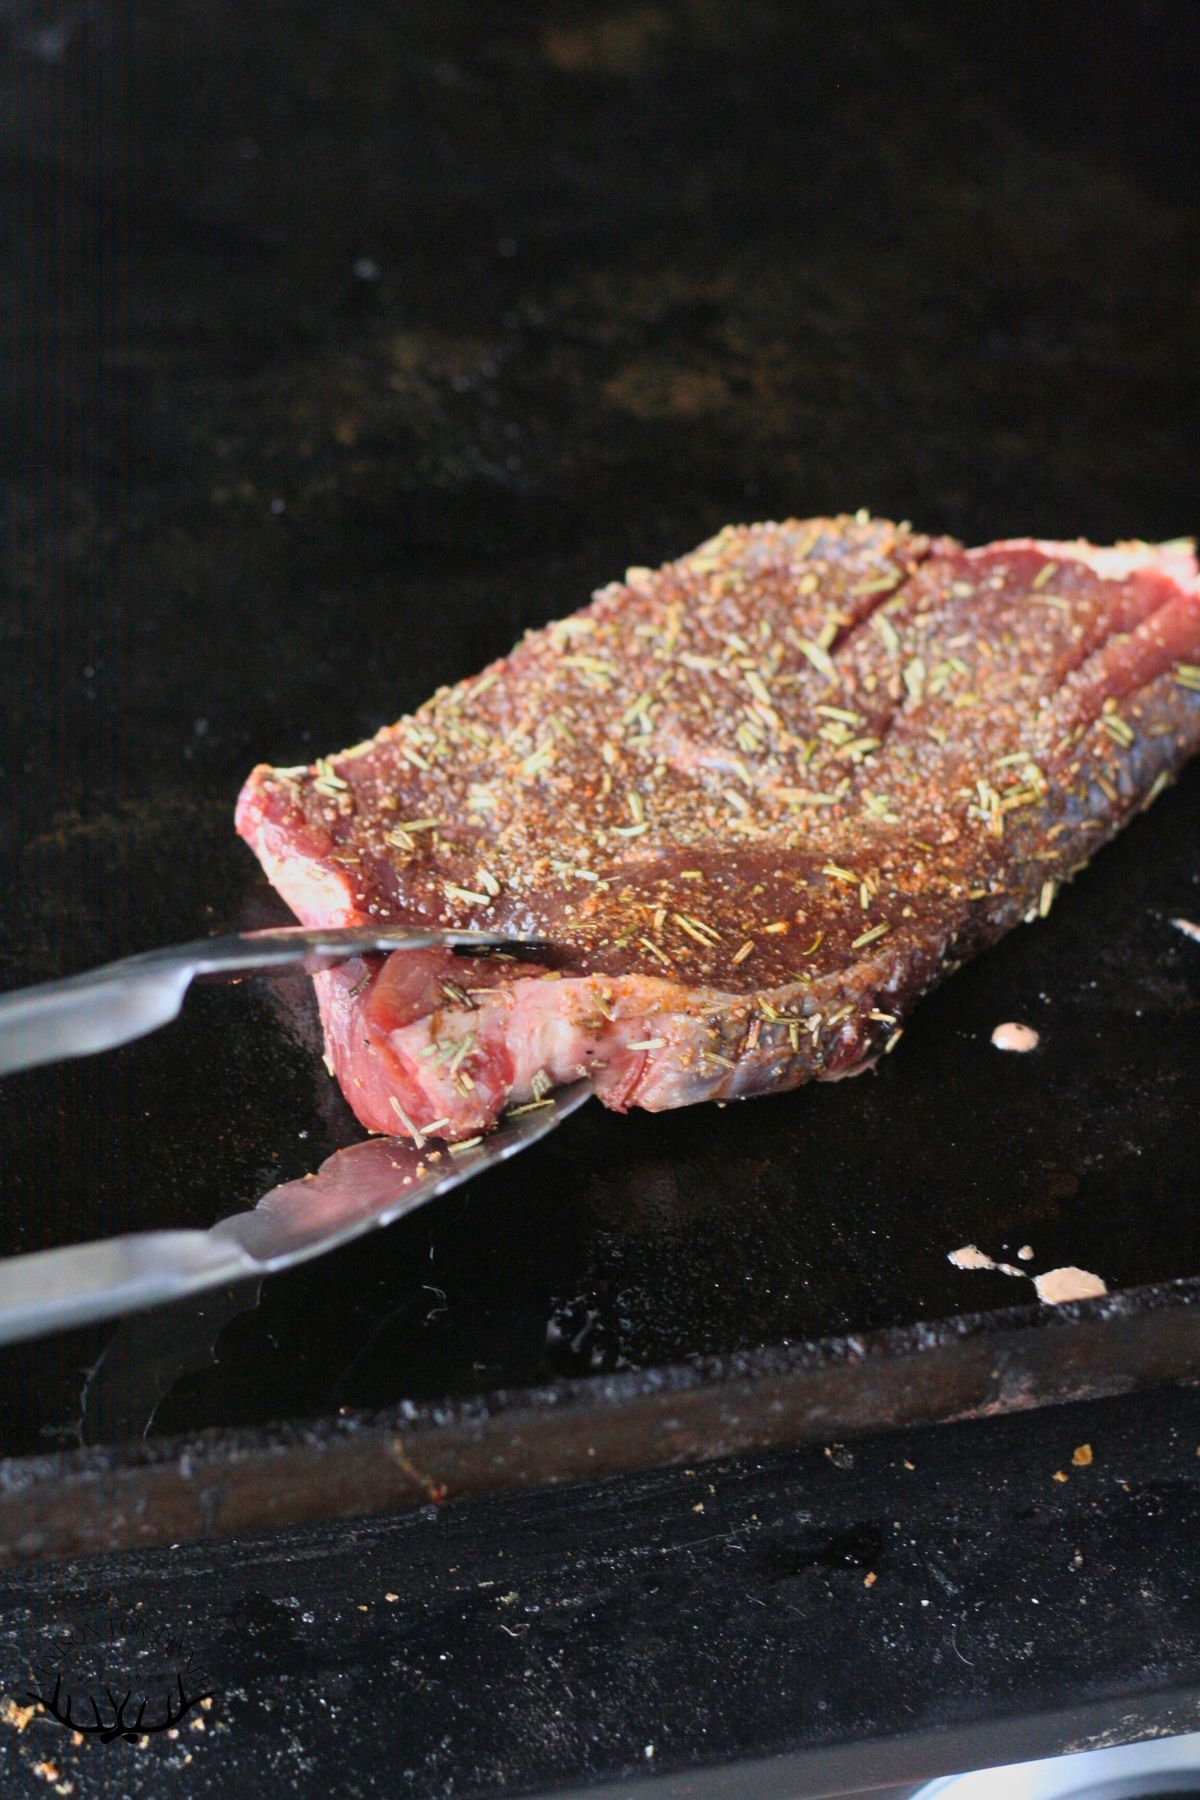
[0,1271,1194,1567]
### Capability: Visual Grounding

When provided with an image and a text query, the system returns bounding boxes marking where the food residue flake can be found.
[949,1247,1107,1305]
[1032,1265,1108,1305]
[991,1020,1040,1052]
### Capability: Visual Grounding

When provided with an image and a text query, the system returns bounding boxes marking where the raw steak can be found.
[237,516,1200,1143]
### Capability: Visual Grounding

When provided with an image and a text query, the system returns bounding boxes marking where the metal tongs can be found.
[0,929,591,1345]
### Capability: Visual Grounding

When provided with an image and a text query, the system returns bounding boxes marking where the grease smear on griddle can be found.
[947,1244,1025,1278]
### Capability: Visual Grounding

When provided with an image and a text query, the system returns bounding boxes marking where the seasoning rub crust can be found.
[237,517,1200,1139]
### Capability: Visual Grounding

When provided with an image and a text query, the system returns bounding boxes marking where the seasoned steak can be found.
[237,516,1200,1142]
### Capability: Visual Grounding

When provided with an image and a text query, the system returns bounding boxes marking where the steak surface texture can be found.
[237,516,1200,1140]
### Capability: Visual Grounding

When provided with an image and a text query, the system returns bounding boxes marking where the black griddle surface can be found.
[1,0,1199,1473]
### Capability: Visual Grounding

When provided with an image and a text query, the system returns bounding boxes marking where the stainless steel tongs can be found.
[0,926,535,1076]
[0,928,592,1345]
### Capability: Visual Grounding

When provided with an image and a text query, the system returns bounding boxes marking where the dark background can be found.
[1,1,1199,1459]
[3,5,1200,1797]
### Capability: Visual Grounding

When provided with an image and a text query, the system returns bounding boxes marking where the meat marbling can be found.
[236,516,1200,1142]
